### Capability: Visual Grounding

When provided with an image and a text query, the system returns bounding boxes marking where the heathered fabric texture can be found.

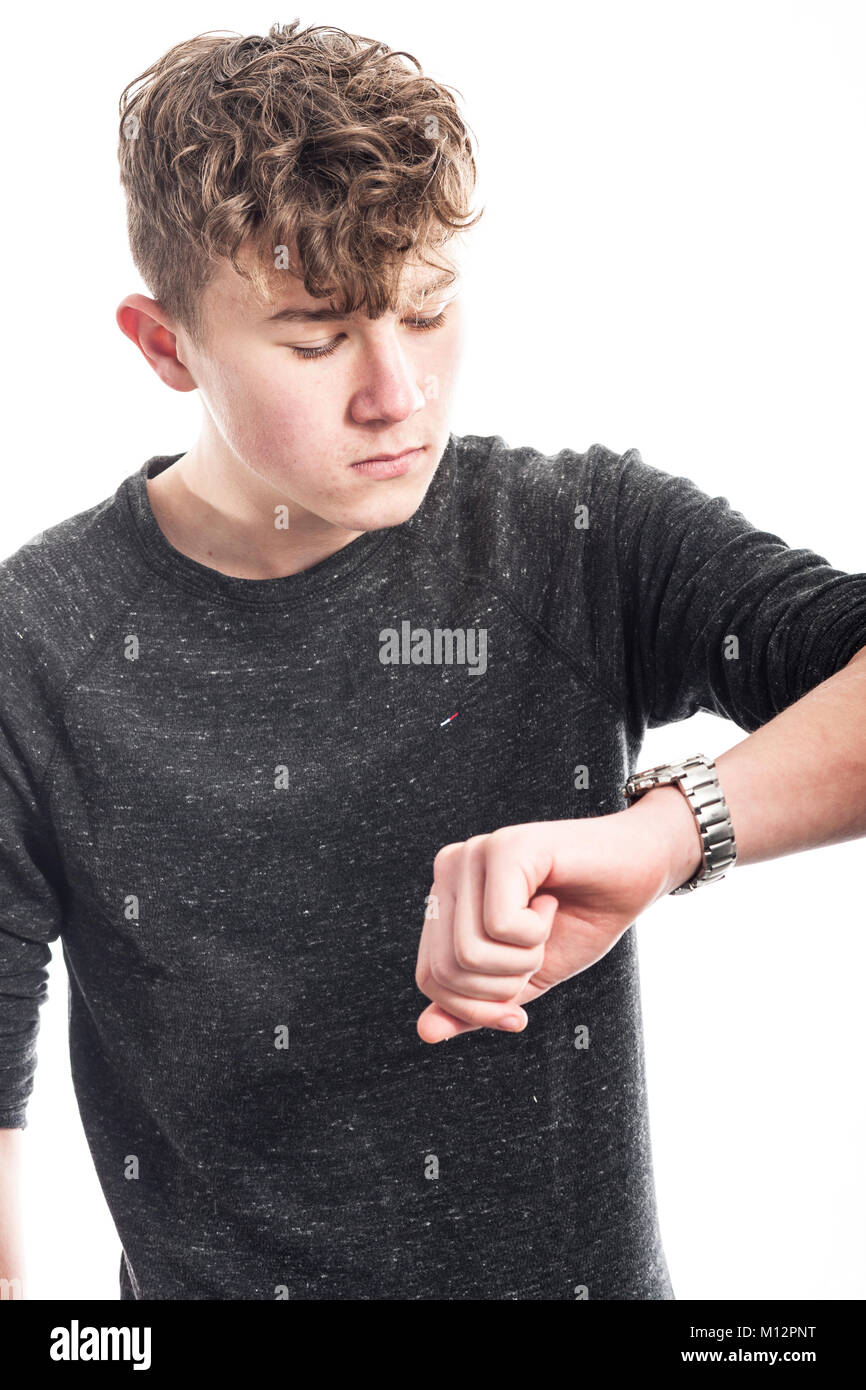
[2,432,865,1301]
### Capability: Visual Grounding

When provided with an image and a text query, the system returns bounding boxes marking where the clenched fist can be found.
[415,789,703,1043]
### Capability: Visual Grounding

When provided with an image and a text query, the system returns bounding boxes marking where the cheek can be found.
[206,355,307,440]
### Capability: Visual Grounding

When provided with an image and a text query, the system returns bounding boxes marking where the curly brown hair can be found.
[117,19,483,347]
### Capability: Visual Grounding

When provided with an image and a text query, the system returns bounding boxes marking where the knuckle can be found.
[499,910,547,946]
[464,833,490,853]
[483,914,513,943]
[432,843,461,876]
[428,957,451,988]
[453,937,482,971]
[486,978,519,1002]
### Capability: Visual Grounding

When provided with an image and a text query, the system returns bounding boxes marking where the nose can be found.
[349,329,428,424]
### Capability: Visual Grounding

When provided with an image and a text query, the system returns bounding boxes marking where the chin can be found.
[339,481,432,532]
[348,500,424,532]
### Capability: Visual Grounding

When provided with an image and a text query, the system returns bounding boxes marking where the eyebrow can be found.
[264,274,458,324]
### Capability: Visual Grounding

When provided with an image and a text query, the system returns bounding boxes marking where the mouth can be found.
[349,446,425,479]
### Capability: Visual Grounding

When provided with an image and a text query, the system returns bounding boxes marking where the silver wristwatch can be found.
[621,754,737,895]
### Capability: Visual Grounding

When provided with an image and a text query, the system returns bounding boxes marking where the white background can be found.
[2,0,864,1299]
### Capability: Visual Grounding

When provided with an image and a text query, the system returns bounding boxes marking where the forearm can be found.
[627,646,866,894]
[0,1128,26,1298]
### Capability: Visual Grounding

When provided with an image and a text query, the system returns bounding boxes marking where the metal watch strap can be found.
[621,754,737,895]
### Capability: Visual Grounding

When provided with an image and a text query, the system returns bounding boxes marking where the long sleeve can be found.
[0,674,66,1130]
[591,447,866,736]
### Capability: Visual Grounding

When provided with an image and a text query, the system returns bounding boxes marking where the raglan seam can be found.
[34,566,166,813]
[397,526,627,722]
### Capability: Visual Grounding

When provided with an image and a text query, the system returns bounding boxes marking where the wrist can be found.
[623,784,706,897]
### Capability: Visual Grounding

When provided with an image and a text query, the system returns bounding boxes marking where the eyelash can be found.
[289,310,450,361]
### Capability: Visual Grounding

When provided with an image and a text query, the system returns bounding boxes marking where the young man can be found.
[1,21,865,1302]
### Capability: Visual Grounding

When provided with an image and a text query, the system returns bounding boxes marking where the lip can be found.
[350,446,425,479]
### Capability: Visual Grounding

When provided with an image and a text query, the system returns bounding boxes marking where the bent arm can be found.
[629,645,866,894]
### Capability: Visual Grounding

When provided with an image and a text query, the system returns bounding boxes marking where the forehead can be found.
[205,246,458,323]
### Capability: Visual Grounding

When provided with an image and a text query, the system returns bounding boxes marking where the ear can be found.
[115,294,198,393]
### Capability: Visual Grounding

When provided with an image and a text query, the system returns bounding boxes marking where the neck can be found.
[146,444,363,580]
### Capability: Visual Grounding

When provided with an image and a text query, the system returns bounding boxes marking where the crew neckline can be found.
[118,435,457,606]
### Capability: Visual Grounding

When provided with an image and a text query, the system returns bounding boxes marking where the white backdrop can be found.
[2,0,864,1300]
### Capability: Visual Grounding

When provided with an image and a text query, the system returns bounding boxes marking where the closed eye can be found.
[288,309,450,361]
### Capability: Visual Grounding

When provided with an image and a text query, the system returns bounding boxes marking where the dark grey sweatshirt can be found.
[2,433,865,1300]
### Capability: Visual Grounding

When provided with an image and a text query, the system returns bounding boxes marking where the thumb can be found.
[417,1001,478,1043]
